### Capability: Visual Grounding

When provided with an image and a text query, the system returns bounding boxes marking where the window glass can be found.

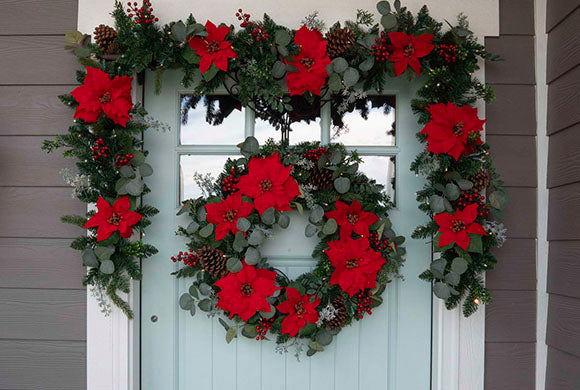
[357,155,396,204]
[180,95,244,145]
[180,154,238,201]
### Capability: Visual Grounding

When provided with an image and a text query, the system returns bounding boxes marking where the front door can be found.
[141,70,431,389]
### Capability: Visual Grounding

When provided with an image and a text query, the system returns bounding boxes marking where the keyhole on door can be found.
[150,315,158,323]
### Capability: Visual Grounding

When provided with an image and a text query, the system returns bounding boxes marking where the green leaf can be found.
[248,229,265,246]
[82,249,98,267]
[225,328,237,344]
[65,30,85,44]
[334,177,351,194]
[179,293,194,310]
[182,45,200,64]
[240,136,259,155]
[198,298,213,312]
[444,183,460,201]
[171,21,187,41]
[293,202,304,215]
[381,13,397,30]
[330,149,343,165]
[278,213,290,229]
[433,282,451,299]
[332,57,348,73]
[125,178,143,196]
[376,1,391,15]
[189,305,196,316]
[245,247,261,265]
[202,64,219,81]
[429,195,446,213]
[226,257,243,273]
[233,232,248,252]
[259,304,276,319]
[316,329,333,346]
[309,205,324,224]
[275,29,291,46]
[198,223,214,238]
[99,260,115,275]
[189,284,200,299]
[236,217,251,232]
[272,61,286,78]
[199,283,212,296]
[467,235,483,254]
[138,163,153,177]
[218,317,230,331]
[196,207,207,222]
[451,257,469,275]
[308,340,324,352]
[115,178,130,195]
[261,207,275,225]
[120,165,135,178]
[394,0,401,11]
[131,151,146,166]
[433,232,453,252]
[186,221,199,234]
[242,323,258,338]
[305,224,318,237]
[489,191,507,209]
[359,57,374,72]
[307,348,317,357]
[322,218,338,235]
[94,246,113,260]
[328,73,342,92]
[343,68,359,87]
[445,271,460,286]
[430,258,447,276]
[457,179,473,191]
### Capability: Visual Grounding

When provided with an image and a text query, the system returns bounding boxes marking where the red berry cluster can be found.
[369,232,390,251]
[235,8,253,28]
[171,249,198,267]
[302,147,328,162]
[372,32,390,62]
[255,318,273,340]
[438,44,457,63]
[457,192,490,217]
[116,153,134,168]
[91,138,109,160]
[126,1,158,25]
[221,167,240,196]
[355,291,373,319]
[252,26,269,42]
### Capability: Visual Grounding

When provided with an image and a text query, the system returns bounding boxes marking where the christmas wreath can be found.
[42,0,508,326]
[173,138,405,354]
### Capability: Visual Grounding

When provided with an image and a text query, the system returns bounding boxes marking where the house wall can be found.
[0,1,86,390]
[484,0,537,388]
[545,0,580,388]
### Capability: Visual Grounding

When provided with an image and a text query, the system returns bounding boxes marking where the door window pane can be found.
[180,154,238,201]
[180,95,244,145]
[358,155,396,204]
[331,95,396,146]
[254,117,320,145]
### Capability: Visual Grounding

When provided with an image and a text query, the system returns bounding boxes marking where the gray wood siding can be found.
[0,1,86,389]
[546,1,580,388]
[484,0,537,388]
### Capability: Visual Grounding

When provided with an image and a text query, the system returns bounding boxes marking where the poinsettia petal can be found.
[214,222,230,241]
[434,212,453,228]
[461,203,479,224]
[96,223,117,242]
[84,214,102,228]
[188,37,207,53]
[392,57,409,76]
[408,56,422,75]
[455,231,470,250]
[84,67,112,93]
[212,53,229,72]
[97,197,112,214]
[123,210,142,226]
[388,32,411,48]
[113,196,131,213]
[199,55,213,75]
[438,230,456,248]
[467,222,486,235]
[412,34,435,57]
[205,202,224,224]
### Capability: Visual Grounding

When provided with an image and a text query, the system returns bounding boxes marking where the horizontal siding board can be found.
[547,8,580,82]
[548,241,580,299]
[0,187,85,238]
[547,294,580,358]
[485,36,535,85]
[500,0,534,35]
[545,347,580,389]
[0,136,76,186]
[548,182,580,240]
[546,0,580,32]
[0,85,75,136]
[0,238,84,289]
[547,64,580,135]
[487,238,536,290]
[548,124,580,188]
[502,187,537,238]
[0,36,79,85]
[1,0,77,35]
[485,342,535,390]
[485,290,536,342]
[0,288,86,341]
[486,84,536,135]
[487,135,537,187]
[0,339,85,390]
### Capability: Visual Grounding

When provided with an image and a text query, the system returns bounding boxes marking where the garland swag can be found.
[42,0,507,324]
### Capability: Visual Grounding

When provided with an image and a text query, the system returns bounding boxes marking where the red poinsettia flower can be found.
[325,236,385,297]
[434,203,486,250]
[420,102,486,161]
[215,262,280,321]
[205,193,254,241]
[188,20,238,75]
[84,196,142,242]
[276,287,320,337]
[325,200,379,240]
[388,32,434,76]
[236,152,300,216]
[70,67,133,127]
[284,25,332,96]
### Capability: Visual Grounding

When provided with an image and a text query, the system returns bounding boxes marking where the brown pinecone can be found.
[325,28,355,58]
[470,169,491,192]
[197,246,228,278]
[94,24,118,55]
[309,167,334,191]
[327,295,348,330]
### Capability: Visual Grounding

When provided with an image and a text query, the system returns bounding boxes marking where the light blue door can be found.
[142,70,431,389]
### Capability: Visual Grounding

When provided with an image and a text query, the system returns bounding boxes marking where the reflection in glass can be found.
[331,95,396,146]
[180,154,238,202]
[358,155,396,204]
[180,95,244,145]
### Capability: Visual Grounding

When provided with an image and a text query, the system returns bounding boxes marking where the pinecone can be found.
[327,295,348,330]
[325,28,355,58]
[197,246,228,278]
[309,167,334,191]
[94,24,118,55]
[470,169,491,192]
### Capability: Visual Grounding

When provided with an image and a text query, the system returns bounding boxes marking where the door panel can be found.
[142,70,431,389]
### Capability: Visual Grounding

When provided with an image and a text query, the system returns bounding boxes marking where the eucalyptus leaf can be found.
[433,282,451,299]
[275,29,291,46]
[139,163,154,177]
[115,178,130,195]
[245,247,261,265]
[308,340,324,352]
[196,207,207,222]
[186,221,199,234]
[278,213,290,229]
[198,298,213,312]
[179,293,194,310]
[233,232,248,252]
[189,284,199,299]
[226,257,243,273]
[171,21,187,41]
[328,73,342,92]
[376,1,391,15]
[225,328,237,343]
[489,191,507,209]
[445,271,460,286]
[457,179,473,191]
[343,67,360,87]
[259,304,276,319]
[125,178,143,196]
[332,57,348,73]
[381,13,397,30]
[316,330,333,346]
[94,246,113,260]
[359,57,374,72]
[272,61,286,78]
[198,223,214,238]
[444,183,460,201]
[334,177,351,194]
[305,224,318,237]
[309,205,324,224]
[199,283,212,296]
[218,317,230,331]
[451,257,469,275]
[429,194,446,213]
[120,165,135,178]
[236,217,251,232]
[248,229,265,246]
[82,249,99,267]
[261,207,275,225]
[99,259,115,275]
[430,258,447,275]
[322,218,338,235]
[242,323,258,338]
[131,151,146,166]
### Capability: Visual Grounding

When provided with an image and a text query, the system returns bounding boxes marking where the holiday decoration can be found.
[44,0,508,335]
